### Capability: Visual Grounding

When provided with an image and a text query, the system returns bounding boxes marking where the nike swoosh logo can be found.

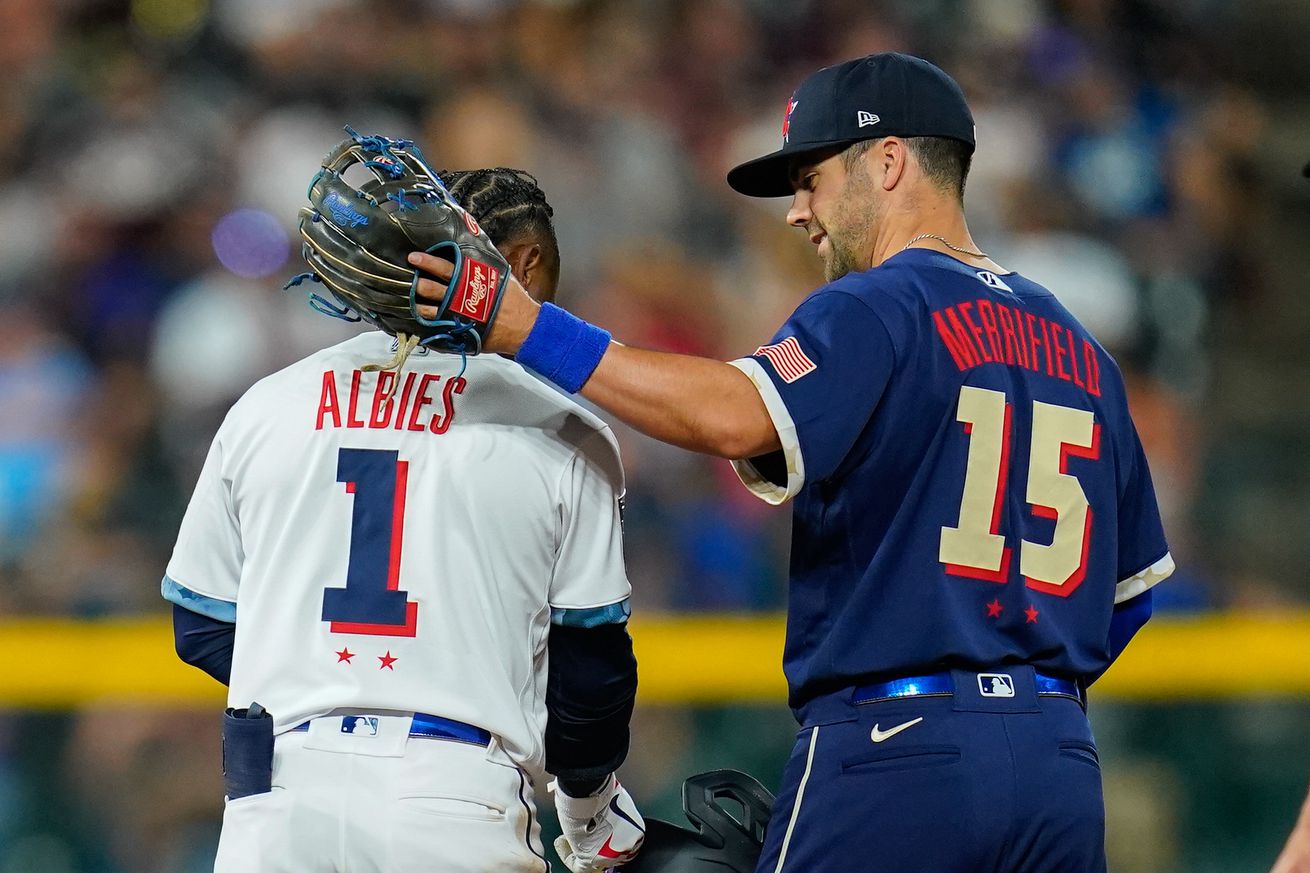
[870,717,924,743]
[609,795,645,833]
[598,834,643,861]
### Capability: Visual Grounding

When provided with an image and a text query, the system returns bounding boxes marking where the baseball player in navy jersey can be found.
[410,52,1173,872]
[165,168,646,873]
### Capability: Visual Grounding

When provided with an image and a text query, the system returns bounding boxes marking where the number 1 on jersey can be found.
[940,386,1100,596]
[939,387,1013,582]
[322,448,420,636]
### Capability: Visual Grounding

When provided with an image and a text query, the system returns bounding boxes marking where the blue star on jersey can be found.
[733,248,1172,717]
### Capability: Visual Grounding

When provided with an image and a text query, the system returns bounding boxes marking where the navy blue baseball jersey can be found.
[729,248,1173,712]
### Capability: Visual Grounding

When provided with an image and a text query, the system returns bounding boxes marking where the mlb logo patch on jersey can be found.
[341,715,381,736]
[977,673,1015,698]
[755,336,817,383]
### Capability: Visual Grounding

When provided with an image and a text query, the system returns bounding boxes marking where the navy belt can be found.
[292,712,491,746]
[852,671,1082,705]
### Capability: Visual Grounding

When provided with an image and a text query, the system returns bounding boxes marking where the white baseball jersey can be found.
[164,331,630,778]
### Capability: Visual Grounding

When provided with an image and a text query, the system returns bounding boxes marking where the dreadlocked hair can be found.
[437,168,559,279]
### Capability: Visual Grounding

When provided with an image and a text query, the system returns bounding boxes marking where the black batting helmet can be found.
[623,769,775,873]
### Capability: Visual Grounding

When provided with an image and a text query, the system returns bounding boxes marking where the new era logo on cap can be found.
[754,336,816,383]
[857,111,880,128]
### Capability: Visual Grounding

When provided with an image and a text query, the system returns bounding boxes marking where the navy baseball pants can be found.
[756,668,1106,873]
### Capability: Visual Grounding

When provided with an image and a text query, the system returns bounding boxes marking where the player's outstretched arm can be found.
[409,252,780,460]
[582,343,781,459]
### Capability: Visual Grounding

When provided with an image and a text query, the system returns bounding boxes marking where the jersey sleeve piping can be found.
[726,357,805,505]
[161,575,237,623]
[1114,552,1175,604]
[550,598,631,627]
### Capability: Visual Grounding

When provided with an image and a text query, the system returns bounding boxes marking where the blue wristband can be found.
[516,303,612,393]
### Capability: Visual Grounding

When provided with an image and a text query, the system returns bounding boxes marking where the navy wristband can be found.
[516,303,612,394]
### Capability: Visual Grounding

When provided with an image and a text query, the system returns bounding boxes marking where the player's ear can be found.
[507,242,553,303]
[880,137,907,191]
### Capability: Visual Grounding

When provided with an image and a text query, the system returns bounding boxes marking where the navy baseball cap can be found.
[727,52,976,198]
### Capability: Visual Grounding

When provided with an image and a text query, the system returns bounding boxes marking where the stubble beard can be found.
[824,236,863,282]
[819,175,876,283]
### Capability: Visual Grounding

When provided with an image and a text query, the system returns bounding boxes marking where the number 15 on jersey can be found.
[940,386,1101,596]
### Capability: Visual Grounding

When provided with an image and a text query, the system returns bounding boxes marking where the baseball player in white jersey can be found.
[164,169,646,873]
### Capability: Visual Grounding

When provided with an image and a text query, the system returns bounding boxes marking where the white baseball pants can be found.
[213,714,548,872]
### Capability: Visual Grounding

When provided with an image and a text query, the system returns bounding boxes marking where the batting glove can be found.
[550,774,645,872]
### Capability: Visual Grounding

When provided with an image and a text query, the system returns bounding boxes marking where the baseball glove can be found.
[287,127,510,376]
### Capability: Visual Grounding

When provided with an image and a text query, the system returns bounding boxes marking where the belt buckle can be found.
[977,673,1015,698]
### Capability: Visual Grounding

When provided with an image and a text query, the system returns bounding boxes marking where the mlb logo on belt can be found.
[448,258,500,323]
[978,673,1015,698]
[341,716,380,736]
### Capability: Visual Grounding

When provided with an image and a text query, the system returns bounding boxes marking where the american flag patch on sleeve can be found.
[754,336,817,383]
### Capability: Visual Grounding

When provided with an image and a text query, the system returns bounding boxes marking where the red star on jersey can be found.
[986,599,1004,618]
[379,651,398,670]
[335,648,355,663]
[1025,605,1040,624]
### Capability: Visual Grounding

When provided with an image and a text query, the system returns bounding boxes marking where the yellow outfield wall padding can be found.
[0,617,224,708]
[1,613,1309,708]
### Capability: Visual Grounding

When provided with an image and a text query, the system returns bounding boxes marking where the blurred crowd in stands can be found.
[2,0,1288,622]
[1,0,1308,869]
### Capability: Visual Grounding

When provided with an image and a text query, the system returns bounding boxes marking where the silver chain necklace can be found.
[901,232,988,258]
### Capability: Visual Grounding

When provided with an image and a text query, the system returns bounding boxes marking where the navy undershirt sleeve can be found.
[1088,589,1153,685]
[173,603,235,686]
[1107,588,1153,662]
[545,623,637,790]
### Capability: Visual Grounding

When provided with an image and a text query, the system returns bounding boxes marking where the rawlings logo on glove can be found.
[551,775,646,873]
[449,259,499,323]
[322,190,370,228]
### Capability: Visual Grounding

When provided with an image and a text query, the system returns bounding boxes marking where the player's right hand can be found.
[408,250,541,355]
[550,775,645,872]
